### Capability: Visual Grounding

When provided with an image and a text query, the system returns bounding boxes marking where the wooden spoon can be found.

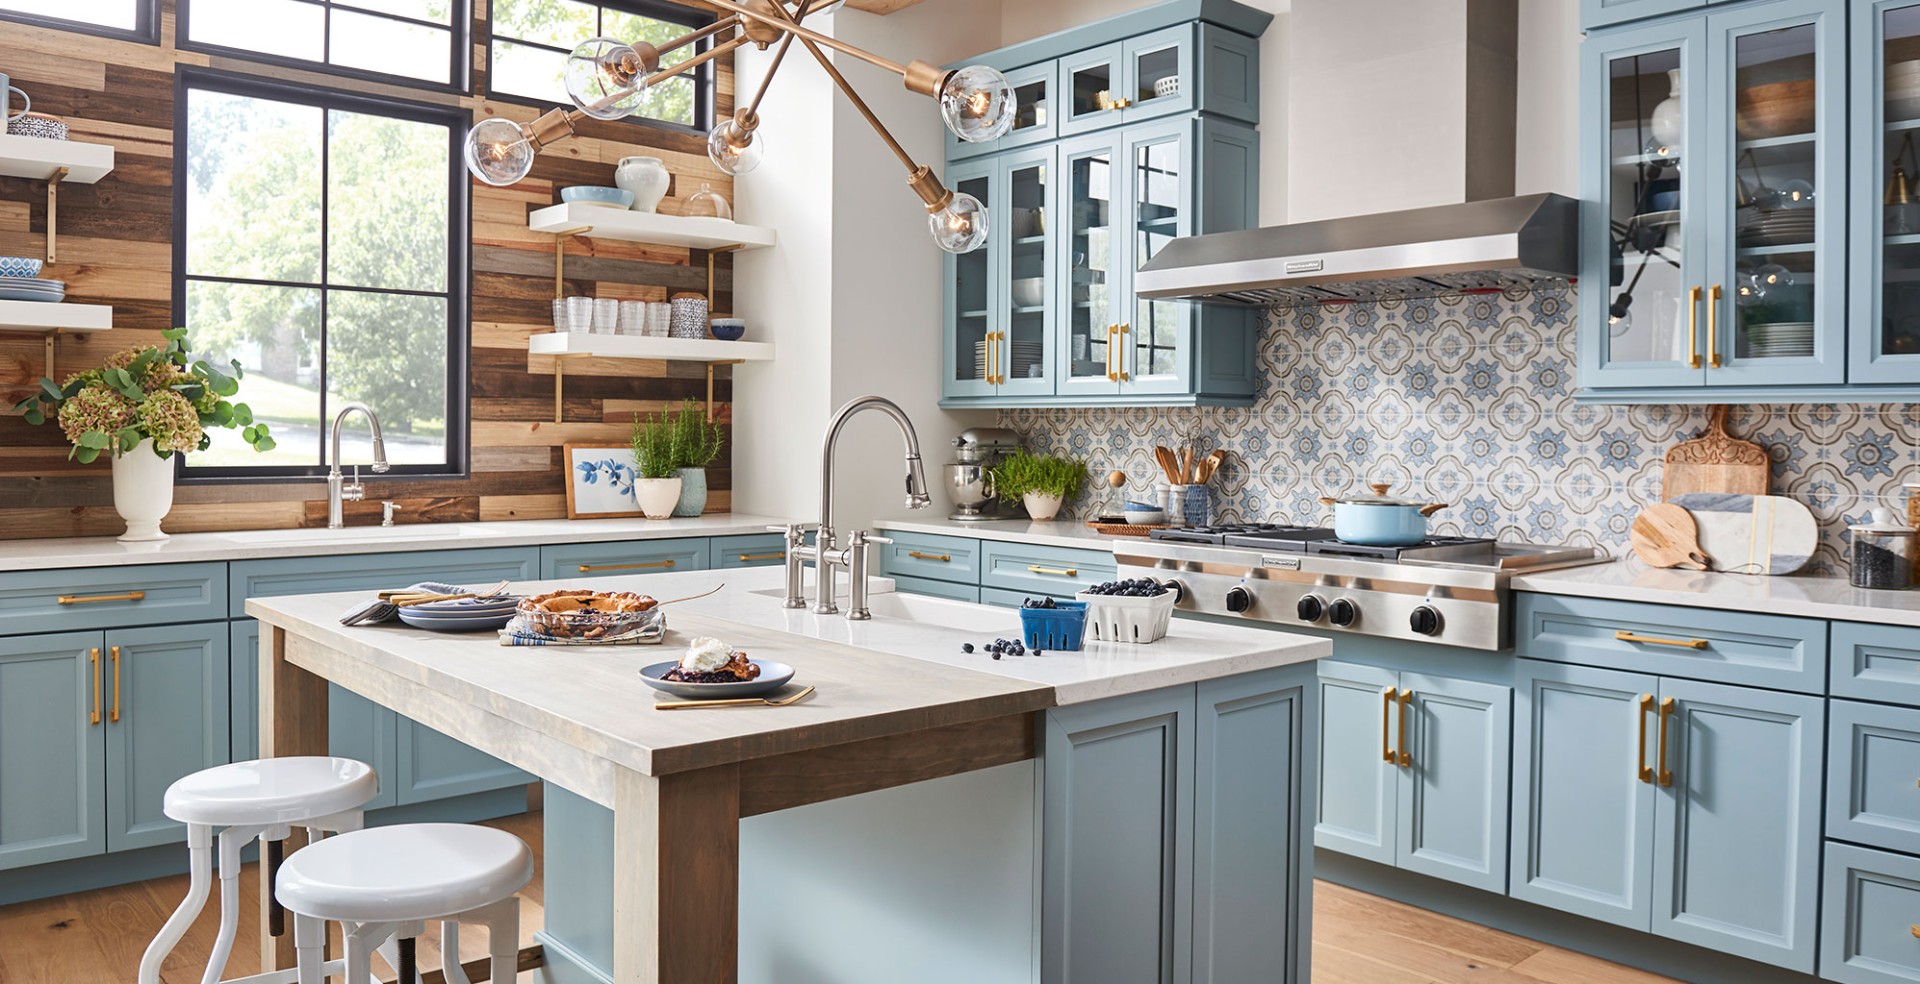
[1631,504,1713,571]
[1197,449,1227,484]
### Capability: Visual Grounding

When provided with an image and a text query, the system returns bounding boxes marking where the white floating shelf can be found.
[0,300,112,332]
[530,332,773,362]
[0,135,115,183]
[528,204,777,251]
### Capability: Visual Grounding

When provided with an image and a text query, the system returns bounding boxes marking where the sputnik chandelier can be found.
[464,0,1017,252]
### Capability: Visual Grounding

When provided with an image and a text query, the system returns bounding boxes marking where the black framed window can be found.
[175,68,468,480]
[490,0,712,131]
[0,0,159,42]
[179,0,468,93]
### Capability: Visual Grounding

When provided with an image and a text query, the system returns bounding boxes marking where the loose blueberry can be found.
[961,643,974,653]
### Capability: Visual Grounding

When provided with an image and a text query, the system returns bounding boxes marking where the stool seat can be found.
[163,756,377,826]
[276,823,533,923]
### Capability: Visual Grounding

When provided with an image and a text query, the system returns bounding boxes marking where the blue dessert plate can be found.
[639,659,796,700]
[396,608,516,632]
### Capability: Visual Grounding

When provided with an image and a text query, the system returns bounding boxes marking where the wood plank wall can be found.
[0,0,738,539]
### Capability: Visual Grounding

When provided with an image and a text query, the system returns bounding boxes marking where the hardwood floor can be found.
[0,810,1675,983]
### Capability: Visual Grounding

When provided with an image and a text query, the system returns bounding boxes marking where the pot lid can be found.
[1851,507,1915,536]
[1329,482,1428,507]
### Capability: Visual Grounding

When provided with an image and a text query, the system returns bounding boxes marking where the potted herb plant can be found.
[991,450,1087,521]
[630,410,682,519]
[666,398,725,517]
[14,327,275,542]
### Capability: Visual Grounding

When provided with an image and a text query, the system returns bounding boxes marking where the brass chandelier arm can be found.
[745,0,817,119]
[703,0,951,96]
[657,14,744,58]
[778,7,918,174]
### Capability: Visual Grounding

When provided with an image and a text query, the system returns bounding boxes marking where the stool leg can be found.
[440,921,469,984]
[345,924,375,984]
[293,913,325,984]
[137,822,213,984]
[397,936,417,984]
[487,899,519,984]
[200,827,249,984]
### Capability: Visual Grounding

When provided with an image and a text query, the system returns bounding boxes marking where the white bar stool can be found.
[275,822,533,984]
[139,756,379,984]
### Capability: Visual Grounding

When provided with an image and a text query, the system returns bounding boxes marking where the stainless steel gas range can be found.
[1114,524,1608,651]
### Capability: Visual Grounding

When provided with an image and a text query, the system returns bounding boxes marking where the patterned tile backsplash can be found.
[1001,286,1920,575]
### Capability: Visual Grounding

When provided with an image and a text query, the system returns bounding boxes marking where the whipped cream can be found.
[680,636,734,673]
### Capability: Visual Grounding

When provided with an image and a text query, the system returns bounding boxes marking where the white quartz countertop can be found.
[873,517,1136,552]
[0,514,797,573]
[1513,559,1920,628]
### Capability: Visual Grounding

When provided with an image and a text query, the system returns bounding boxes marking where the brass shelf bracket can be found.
[550,352,589,422]
[552,226,593,298]
[45,166,67,264]
[707,359,743,422]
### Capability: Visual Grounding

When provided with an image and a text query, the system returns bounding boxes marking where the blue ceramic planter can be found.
[672,467,708,517]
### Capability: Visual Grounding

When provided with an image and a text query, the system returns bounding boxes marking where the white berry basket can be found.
[1077,590,1176,644]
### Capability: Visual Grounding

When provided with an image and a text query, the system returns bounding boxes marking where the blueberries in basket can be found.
[961,643,975,654]
[1085,578,1168,597]
[1022,597,1058,609]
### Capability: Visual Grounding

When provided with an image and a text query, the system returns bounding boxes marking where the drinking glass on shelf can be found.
[647,301,672,336]
[565,296,594,334]
[593,298,620,335]
[619,300,646,335]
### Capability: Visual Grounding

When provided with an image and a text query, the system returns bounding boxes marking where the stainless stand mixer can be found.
[946,427,1021,522]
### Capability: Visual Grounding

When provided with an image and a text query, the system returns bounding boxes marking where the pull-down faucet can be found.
[326,403,389,529]
[775,396,932,618]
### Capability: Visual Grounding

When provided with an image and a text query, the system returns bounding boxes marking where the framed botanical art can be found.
[563,443,642,519]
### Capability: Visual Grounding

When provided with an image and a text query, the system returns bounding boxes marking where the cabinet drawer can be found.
[1821,842,1920,984]
[979,540,1115,597]
[232,548,538,609]
[1830,701,1920,857]
[877,532,980,584]
[711,533,787,569]
[538,539,708,579]
[1514,593,1824,693]
[1833,622,1920,705]
[887,575,980,604]
[981,586,1076,609]
[0,563,226,637]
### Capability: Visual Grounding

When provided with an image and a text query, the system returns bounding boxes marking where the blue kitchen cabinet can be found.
[942,145,1064,401]
[943,156,1001,401]
[537,538,709,579]
[946,60,1058,161]
[328,680,400,811]
[978,540,1117,596]
[0,632,104,871]
[1058,42,1128,137]
[1821,842,1920,984]
[876,530,981,586]
[709,533,788,569]
[1584,0,1710,30]
[1828,699,1920,856]
[1831,620,1920,705]
[103,623,230,853]
[1313,661,1398,866]
[1850,0,1920,383]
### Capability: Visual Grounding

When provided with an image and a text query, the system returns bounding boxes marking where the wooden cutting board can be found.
[1630,504,1712,570]
[1663,406,1770,501]
[1669,493,1816,575]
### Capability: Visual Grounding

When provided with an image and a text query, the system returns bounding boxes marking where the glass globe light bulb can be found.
[465,117,535,186]
[1756,263,1796,289]
[1775,178,1815,209]
[1642,136,1680,165]
[929,191,988,253]
[707,118,764,175]
[1736,271,1766,304]
[566,37,651,120]
[940,65,1016,144]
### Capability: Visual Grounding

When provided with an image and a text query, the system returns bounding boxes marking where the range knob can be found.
[1409,605,1443,637]
[1296,594,1326,622]
[1225,585,1254,614]
[1157,579,1185,603]
[1328,598,1359,627]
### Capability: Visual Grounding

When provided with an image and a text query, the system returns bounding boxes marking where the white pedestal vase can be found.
[634,477,683,520]
[112,439,175,542]
[1023,492,1063,521]
[614,156,671,213]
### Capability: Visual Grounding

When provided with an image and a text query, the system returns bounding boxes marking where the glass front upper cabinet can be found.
[946,61,1056,160]
[1058,132,1123,398]
[997,147,1056,398]
[1853,0,1920,382]
[944,161,998,399]
[1124,120,1192,394]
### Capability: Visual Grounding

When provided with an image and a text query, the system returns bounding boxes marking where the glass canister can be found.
[1850,508,1916,590]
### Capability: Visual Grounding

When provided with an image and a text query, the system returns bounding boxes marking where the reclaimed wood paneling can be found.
[0,0,739,540]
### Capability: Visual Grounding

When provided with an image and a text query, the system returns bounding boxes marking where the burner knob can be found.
[1410,605,1443,637]
[1328,598,1359,627]
[1158,579,1185,603]
[1296,594,1326,622]
[1225,585,1254,614]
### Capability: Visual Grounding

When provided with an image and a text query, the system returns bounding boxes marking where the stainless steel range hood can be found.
[1133,193,1579,308]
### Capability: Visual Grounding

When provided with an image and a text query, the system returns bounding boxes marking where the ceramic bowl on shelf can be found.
[1011,277,1046,308]
[5,112,66,140]
[0,256,43,278]
[1153,75,1180,98]
[709,318,745,341]
[560,185,635,209]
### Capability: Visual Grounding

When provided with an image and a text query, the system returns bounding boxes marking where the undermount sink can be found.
[220,525,507,546]
[751,586,1009,633]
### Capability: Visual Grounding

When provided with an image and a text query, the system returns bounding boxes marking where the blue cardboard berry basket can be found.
[1019,601,1088,651]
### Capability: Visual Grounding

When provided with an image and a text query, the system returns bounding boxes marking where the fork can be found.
[653,685,816,710]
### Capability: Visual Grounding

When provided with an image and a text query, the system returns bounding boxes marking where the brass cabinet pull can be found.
[737,552,785,562]
[907,551,951,562]
[1637,694,1655,784]
[1116,323,1130,381]
[1028,565,1078,577]
[988,331,1001,385]
[1707,284,1722,368]
[1381,687,1396,763]
[1105,325,1118,382]
[110,645,121,724]
[1657,696,1676,787]
[89,647,100,726]
[1615,630,1709,650]
[1396,688,1414,767]
[1911,924,1920,939]
[577,560,676,573]
[57,590,146,605]
[1686,286,1702,369]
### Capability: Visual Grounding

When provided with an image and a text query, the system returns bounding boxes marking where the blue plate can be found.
[639,659,795,700]
[406,597,520,615]
[397,609,515,632]
[0,288,62,302]
[560,185,634,208]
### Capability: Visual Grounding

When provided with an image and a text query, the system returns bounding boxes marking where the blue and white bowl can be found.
[0,256,42,279]
[561,186,635,209]
[709,318,745,341]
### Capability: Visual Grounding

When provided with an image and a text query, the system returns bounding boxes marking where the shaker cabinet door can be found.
[1312,661,1398,865]
[0,632,105,871]
[103,622,230,853]
[1395,673,1511,894]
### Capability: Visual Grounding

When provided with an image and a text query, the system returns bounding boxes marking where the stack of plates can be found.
[1746,321,1815,358]
[396,595,521,632]
[1736,209,1815,248]
[0,277,65,303]
[1890,60,1920,121]
[975,339,1044,380]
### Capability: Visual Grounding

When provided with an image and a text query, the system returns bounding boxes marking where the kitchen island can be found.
[245,566,1331,984]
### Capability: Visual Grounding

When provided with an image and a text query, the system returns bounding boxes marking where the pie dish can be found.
[515,589,657,639]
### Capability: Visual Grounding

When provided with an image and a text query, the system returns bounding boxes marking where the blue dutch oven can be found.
[1318,482,1450,546]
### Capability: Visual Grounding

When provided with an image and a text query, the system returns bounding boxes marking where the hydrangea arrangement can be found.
[13,327,276,463]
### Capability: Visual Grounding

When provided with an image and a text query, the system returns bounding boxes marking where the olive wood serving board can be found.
[1663,406,1770,501]
[1630,504,1712,571]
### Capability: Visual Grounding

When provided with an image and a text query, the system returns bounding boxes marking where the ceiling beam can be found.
[843,0,928,13]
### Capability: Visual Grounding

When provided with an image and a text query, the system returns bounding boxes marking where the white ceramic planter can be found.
[1023,491,1063,521]
[615,156,671,213]
[112,438,175,542]
[634,476,684,520]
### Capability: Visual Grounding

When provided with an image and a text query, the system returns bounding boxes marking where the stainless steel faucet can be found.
[776,396,932,619]
[326,403,390,529]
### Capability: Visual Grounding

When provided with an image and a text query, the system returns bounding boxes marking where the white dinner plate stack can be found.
[1746,321,1815,358]
[1890,59,1920,121]
[1736,208,1815,247]
[0,276,65,303]
[975,339,1045,380]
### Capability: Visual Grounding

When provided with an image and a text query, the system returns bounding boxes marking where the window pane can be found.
[602,10,695,68]
[491,38,569,102]
[635,75,694,127]
[331,10,453,84]
[328,110,449,292]
[326,289,448,465]
[0,0,137,29]
[334,0,452,25]
[493,0,594,48]
[185,280,323,469]
[186,90,323,284]
[189,0,324,60]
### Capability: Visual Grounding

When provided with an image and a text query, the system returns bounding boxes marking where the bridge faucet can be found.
[780,396,932,618]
